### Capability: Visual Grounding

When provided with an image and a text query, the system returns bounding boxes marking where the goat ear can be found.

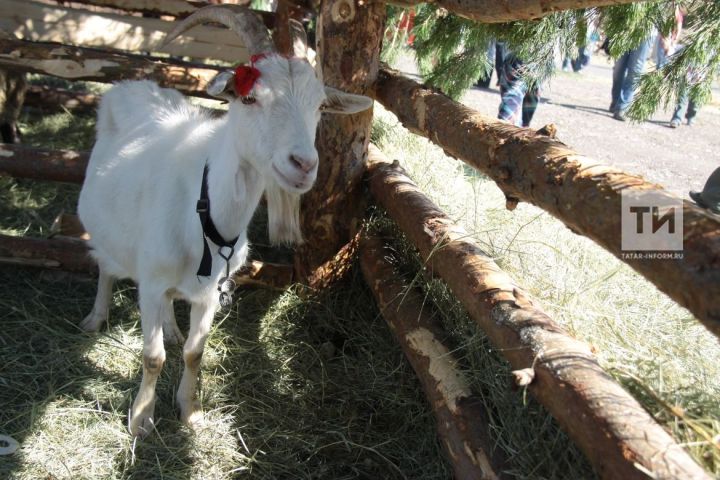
[265,182,304,245]
[206,70,237,101]
[321,86,373,115]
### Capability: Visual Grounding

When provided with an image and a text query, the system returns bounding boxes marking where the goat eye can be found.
[241,96,256,105]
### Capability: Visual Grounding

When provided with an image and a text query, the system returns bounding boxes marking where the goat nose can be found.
[290,154,317,173]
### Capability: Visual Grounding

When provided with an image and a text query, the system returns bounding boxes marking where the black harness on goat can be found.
[196,163,238,307]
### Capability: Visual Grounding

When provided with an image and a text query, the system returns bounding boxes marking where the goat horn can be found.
[288,19,308,58]
[163,5,275,56]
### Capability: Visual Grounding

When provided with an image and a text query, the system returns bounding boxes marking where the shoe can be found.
[613,111,626,121]
[669,119,681,128]
[687,118,695,126]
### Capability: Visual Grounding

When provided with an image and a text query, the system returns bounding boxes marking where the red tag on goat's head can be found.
[234,65,261,97]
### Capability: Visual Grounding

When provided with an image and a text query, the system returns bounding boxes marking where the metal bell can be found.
[219,291,232,308]
[218,277,236,293]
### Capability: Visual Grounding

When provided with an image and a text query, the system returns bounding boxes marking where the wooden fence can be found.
[0,0,717,478]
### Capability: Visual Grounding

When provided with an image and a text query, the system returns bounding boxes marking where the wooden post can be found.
[374,66,720,340]
[292,0,386,282]
[365,145,711,480]
[360,234,510,479]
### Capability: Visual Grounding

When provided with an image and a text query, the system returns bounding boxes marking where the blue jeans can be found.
[498,55,540,127]
[610,36,654,113]
[671,92,698,123]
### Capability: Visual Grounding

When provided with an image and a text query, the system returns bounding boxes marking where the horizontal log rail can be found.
[0,0,251,64]
[365,145,710,479]
[59,0,643,24]
[0,234,96,273]
[0,144,88,183]
[360,234,509,479]
[0,37,223,97]
[54,0,286,21]
[0,231,293,289]
[24,84,99,113]
[384,0,645,24]
[374,66,720,340]
[47,0,218,18]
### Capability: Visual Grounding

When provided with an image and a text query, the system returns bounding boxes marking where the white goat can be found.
[77,5,372,438]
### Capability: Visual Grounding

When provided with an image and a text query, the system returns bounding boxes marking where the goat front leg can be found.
[129,288,171,438]
[80,267,114,332]
[176,299,217,427]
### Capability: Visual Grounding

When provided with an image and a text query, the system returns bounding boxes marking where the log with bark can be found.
[360,234,509,479]
[384,0,646,23]
[0,144,89,183]
[1,227,293,289]
[293,0,386,280]
[0,37,223,97]
[24,85,99,113]
[365,145,711,480]
[0,234,96,273]
[373,66,720,340]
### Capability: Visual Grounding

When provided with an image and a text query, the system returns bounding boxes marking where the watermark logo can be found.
[621,190,683,260]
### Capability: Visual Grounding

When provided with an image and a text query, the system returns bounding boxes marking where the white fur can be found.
[77,55,372,437]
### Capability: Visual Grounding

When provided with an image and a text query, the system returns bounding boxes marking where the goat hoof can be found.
[79,309,106,332]
[129,396,157,438]
[179,400,204,428]
[128,410,156,439]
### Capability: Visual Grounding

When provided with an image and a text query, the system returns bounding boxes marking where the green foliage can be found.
[393,1,719,120]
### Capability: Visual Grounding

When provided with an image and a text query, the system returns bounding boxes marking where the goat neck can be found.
[204,117,265,243]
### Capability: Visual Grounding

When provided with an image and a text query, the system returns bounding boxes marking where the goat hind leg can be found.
[129,289,170,438]
[177,300,216,427]
[80,267,114,332]
[162,302,185,346]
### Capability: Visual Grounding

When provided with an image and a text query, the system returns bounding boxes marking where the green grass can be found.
[0,77,718,479]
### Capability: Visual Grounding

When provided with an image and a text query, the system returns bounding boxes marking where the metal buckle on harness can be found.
[196,199,209,213]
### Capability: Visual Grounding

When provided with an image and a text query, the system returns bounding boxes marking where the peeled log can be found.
[366,146,710,480]
[360,234,509,479]
[0,37,223,97]
[0,144,88,183]
[374,66,720,340]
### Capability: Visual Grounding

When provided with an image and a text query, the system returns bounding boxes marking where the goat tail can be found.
[265,182,304,245]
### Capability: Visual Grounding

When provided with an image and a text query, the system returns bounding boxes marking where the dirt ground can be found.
[400,54,720,198]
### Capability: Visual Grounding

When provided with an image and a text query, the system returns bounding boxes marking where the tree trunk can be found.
[360,234,510,479]
[365,145,711,480]
[0,144,88,183]
[374,66,720,340]
[384,0,645,24]
[293,0,386,281]
[0,37,223,97]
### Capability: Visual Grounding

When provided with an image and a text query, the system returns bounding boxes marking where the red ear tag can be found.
[234,65,261,97]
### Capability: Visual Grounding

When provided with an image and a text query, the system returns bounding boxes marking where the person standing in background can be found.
[609,32,656,121]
